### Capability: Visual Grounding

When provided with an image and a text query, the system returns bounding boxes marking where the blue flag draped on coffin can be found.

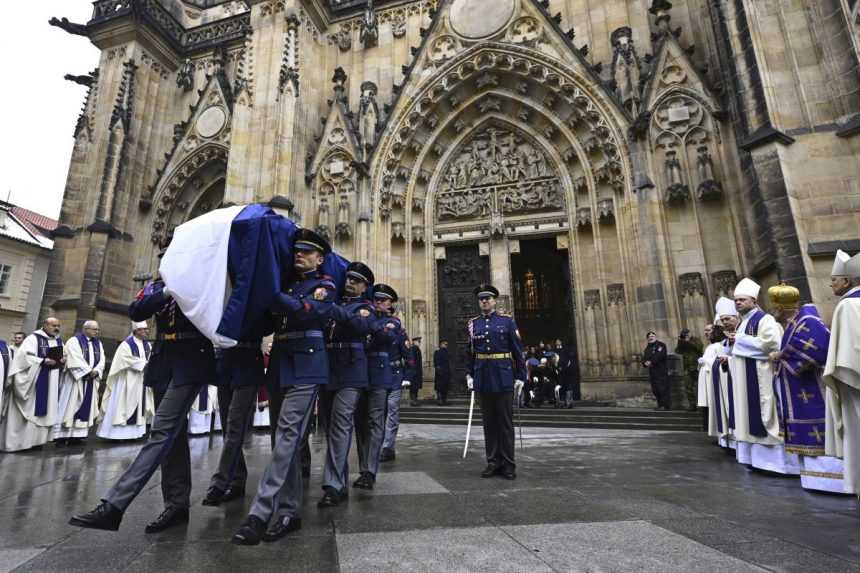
[776,304,831,456]
[160,204,351,348]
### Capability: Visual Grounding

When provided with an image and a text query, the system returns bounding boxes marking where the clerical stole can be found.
[776,305,831,456]
[742,310,767,437]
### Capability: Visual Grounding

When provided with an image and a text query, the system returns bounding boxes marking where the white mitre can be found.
[715,297,738,318]
[846,252,860,279]
[733,277,760,300]
[832,249,851,277]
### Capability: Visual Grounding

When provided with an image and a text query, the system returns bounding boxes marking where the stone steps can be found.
[398,403,703,431]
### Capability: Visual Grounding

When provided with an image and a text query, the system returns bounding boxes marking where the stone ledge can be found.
[738,124,795,151]
[807,239,860,257]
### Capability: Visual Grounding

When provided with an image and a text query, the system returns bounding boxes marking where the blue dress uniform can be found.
[354,284,400,488]
[70,278,216,532]
[320,280,375,505]
[467,285,526,479]
[237,228,336,544]
[382,319,410,458]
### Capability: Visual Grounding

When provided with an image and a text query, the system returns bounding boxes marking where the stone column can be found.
[487,237,512,312]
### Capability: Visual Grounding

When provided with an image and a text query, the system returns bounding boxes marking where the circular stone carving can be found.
[196,106,227,138]
[450,0,515,40]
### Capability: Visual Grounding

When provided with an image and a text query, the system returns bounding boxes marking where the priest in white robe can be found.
[823,250,860,496]
[188,385,219,435]
[54,321,106,443]
[0,318,65,452]
[700,317,725,440]
[728,278,795,473]
[97,321,154,441]
[713,298,739,448]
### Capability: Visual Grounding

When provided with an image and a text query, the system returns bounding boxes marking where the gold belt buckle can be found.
[163,333,177,341]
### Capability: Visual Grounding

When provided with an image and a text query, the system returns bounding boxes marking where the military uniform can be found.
[204,334,267,505]
[381,319,409,459]
[70,278,216,532]
[467,285,526,479]
[354,284,400,488]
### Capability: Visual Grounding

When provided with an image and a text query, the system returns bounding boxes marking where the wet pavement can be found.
[1,424,859,572]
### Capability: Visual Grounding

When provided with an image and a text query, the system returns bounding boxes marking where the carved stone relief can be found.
[678,272,705,297]
[434,126,564,222]
[712,270,738,297]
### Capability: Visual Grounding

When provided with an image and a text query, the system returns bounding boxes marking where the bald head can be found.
[42,317,61,337]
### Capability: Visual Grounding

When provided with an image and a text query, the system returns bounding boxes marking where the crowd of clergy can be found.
[694,250,860,498]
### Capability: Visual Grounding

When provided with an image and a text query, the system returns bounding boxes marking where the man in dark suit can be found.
[407,338,423,406]
[433,340,451,405]
[642,331,670,410]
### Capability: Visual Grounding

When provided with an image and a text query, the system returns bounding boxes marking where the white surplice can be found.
[729,309,792,471]
[54,335,105,440]
[97,336,154,441]
[0,331,62,451]
[823,286,860,495]
[188,385,218,435]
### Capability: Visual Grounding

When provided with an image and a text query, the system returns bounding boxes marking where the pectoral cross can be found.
[795,323,810,335]
[808,425,823,443]
[796,389,814,404]
[801,337,818,351]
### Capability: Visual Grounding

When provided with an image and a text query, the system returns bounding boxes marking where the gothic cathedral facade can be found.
[45,0,860,397]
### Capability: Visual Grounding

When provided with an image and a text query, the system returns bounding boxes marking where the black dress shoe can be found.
[380,448,395,462]
[69,501,123,531]
[262,515,302,542]
[145,506,189,533]
[221,485,245,503]
[352,472,374,490]
[232,515,267,546]
[317,487,341,508]
[481,464,502,478]
[201,487,225,507]
[503,469,517,480]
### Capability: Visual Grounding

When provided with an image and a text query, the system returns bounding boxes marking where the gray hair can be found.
[82,320,99,330]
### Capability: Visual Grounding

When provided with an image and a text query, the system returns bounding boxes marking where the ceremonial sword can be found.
[463,388,475,458]
[516,387,524,450]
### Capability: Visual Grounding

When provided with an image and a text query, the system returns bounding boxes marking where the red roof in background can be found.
[11,206,58,239]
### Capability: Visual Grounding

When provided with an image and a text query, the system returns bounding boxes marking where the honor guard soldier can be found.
[70,267,216,532]
[202,321,270,506]
[318,262,376,507]
[381,306,410,462]
[232,229,336,545]
[466,284,526,480]
[353,283,400,489]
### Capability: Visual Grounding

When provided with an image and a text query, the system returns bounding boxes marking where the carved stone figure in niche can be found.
[360,0,379,49]
[358,81,379,152]
[664,150,690,203]
[610,27,641,115]
[317,196,330,228]
[177,59,194,92]
[391,12,406,38]
[335,194,351,238]
[695,146,723,201]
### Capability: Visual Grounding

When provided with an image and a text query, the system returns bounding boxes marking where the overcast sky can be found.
[0,2,100,219]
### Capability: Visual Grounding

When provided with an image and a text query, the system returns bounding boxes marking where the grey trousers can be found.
[210,385,256,491]
[322,387,361,492]
[480,391,515,470]
[105,383,200,511]
[382,388,402,451]
[354,387,388,477]
[248,384,318,522]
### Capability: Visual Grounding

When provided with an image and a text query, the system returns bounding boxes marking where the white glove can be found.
[402,380,411,388]
[529,390,535,399]
[514,380,524,394]
[466,375,474,390]
[554,385,561,393]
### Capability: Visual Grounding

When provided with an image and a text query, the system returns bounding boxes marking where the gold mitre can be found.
[768,283,800,312]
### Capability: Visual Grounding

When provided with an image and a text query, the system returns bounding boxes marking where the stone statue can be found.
[335,194,351,238]
[696,146,715,181]
[666,151,683,186]
[177,59,194,92]
[358,81,379,152]
[360,0,378,49]
[610,27,641,115]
